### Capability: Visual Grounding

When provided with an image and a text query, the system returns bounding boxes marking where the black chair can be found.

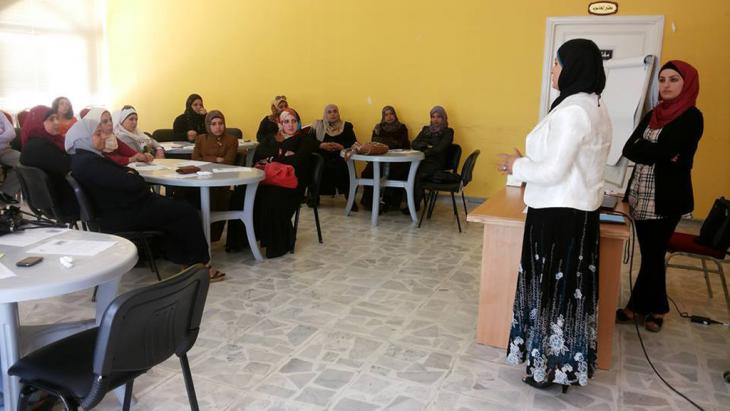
[445,144,462,174]
[9,264,210,411]
[291,153,325,252]
[65,173,163,282]
[418,150,480,232]
[225,127,243,139]
[16,165,77,226]
[151,128,175,143]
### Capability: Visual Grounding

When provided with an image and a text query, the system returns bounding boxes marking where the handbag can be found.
[344,142,389,161]
[256,161,298,189]
[697,197,730,251]
[176,166,200,174]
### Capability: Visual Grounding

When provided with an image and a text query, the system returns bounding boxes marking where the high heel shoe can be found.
[561,385,569,394]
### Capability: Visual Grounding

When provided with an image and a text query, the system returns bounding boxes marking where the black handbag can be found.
[697,197,730,251]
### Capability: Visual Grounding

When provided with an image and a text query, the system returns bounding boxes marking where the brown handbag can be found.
[344,142,389,161]
[176,166,201,174]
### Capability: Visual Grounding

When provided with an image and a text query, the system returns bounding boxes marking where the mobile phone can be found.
[16,256,43,267]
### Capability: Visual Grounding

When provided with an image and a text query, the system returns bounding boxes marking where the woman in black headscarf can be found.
[172,93,207,142]
[498,39,612,391]
[360,106,410,210]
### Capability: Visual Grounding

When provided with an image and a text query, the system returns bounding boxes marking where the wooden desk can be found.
[466,186,629,370]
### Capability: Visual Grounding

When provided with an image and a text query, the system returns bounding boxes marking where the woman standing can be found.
[51,96,77,137]
[617,61,703,332]
[313,104,357,206]
[114,105,165,158]
[173,93,207,142]
[498,39,612,390]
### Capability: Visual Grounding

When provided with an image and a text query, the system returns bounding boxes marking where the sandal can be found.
[208,267,226,283]
[616,308,638,323]
[644,314,664,332]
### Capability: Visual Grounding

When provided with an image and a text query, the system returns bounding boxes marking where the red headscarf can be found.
[20,105,65,150]
[649,60,699,129]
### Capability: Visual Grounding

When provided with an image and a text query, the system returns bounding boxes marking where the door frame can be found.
[538,15,665,119]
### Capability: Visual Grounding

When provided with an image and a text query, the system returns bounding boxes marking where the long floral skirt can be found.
[506,207,600,386]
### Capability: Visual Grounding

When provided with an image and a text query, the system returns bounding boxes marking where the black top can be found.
[372,124,409,149]
[315,122,357,161]
[256,116,279,143]
[70,149,152,213]
[623,107,703,216]
[19,137,78,218]
[257,132,318,189]
[172,112,206,141]
[412,126,454,169]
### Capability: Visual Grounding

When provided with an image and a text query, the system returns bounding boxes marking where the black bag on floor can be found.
[697,197,730,251]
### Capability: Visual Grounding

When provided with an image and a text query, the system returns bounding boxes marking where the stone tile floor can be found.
[16,197,730,410]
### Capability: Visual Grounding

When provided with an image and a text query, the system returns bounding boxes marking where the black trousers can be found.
[626,216,681,315]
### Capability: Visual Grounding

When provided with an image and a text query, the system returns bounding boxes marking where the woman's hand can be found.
[331,143,345,151]
[143,153,154,162]
[216,157,224,163]
[284,150,296,157]
[187,130,197,142]
[130,153,150,163]
[155,148,165,159]
[496,148,523,175]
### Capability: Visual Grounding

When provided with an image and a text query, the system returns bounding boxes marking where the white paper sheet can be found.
[159,142,193,150]
[128,163,169,171]
[160,172,200,179]
[175,160,209,167]
[211,167,251,173]
[0,262,16,279]
[26,239,117,256]
[0,228,68,247]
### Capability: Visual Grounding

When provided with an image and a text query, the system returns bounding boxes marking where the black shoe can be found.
[351,203,359,212]
[522,376,554,390]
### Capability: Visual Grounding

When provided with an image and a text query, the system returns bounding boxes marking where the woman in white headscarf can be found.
[113,105,164,158]
[66,117,225,282]
[312,104,358,207]
[83,107,151,165]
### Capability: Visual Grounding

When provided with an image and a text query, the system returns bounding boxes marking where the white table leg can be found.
[243,183,263,261]
[371,161,381,226]
[405,160,421,223]
[345,159,357,216]
[200,187,211,254]
[0,303,20,411]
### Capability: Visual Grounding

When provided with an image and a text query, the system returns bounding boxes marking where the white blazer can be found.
[512,92,612,211]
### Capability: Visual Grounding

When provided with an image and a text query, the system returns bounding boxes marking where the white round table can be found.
[341,149,424,226]
[158,140,258,166]
[0,229,137,411]
[133,159,265,261]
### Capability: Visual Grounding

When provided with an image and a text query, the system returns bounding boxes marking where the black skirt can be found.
[506,207,600,387]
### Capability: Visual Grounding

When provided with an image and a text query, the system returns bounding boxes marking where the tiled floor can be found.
[16,197,730,410]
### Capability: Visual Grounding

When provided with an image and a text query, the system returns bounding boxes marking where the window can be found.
[0,0,107,118]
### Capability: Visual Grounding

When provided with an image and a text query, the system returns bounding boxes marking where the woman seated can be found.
[65,117,224,282]
[192,110,238,241]
[312,104,357,207]
[18,105,78,219]
[52,96,77,137]
[360,105,410,211]
[20,105,65,150]
[0,110,20,203]
[84,108,152,166]
[408,105,454,212]
[245,108,317,258]
[256,95,288,146]
[114,105,164,158]
[173,94,207,142]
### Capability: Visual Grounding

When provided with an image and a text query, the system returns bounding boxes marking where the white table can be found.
[342,149,424,226]
[134,159,265,261]
[158,140,258,166]
[0,229,138,411]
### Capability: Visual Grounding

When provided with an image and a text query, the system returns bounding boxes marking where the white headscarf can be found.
[82,107,117,152]
[65,116,101,155]
[313,103,345,141]
[113,106,158,152]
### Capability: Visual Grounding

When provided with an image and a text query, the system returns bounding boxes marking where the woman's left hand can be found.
[496,148,523,175]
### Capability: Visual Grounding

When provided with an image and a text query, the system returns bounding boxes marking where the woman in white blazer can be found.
[498,38,612,392]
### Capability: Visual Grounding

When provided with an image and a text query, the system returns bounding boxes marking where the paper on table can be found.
[0,262,16,279]
[175,160,209,167]
[211,167,251,173]
[0,228,68,247]
[128,163,169,171]
[161,172,200,179]
[26,239,117,256]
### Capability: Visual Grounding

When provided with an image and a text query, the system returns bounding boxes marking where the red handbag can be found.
[256,161,298,189]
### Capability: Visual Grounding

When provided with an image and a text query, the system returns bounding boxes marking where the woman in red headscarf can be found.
[617,60,703,332]
[20,105,64,150]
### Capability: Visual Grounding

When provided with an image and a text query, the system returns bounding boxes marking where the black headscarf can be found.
[550,39,606,112]
[374,105,403,136]
[184,93,206,133]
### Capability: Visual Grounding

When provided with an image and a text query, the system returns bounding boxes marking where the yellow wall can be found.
[106,0,730,216]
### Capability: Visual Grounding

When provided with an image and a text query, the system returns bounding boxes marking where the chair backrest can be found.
[225,127,243,139]
[445,144,462,173]
[307,152,325,202]
[16,109,29,128]
[83,265,209,408]
[65,173,99,231]
[16,165,66,222]
[460,150,480,187]
[152,128,175,142]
